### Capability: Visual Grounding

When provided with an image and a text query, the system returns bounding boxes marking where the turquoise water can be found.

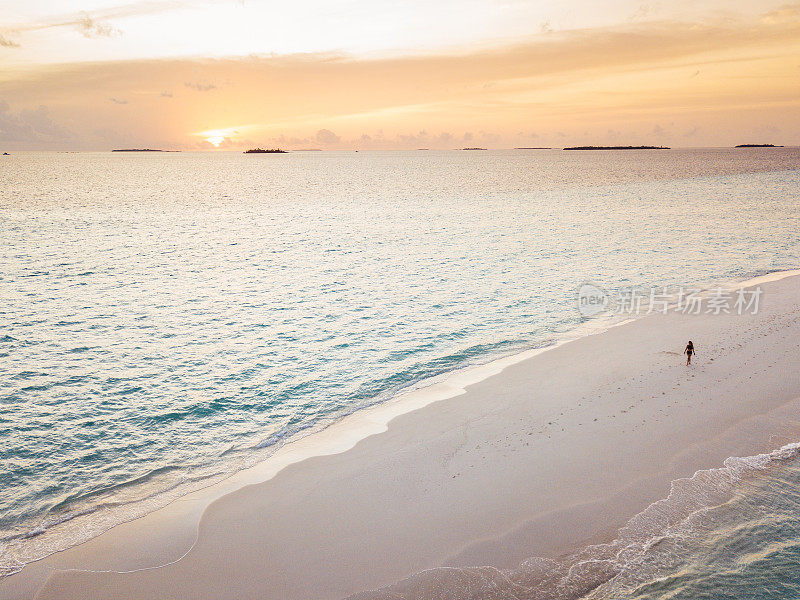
[350,445,800,600]
[2,148,800,578]
[595,446,800,600]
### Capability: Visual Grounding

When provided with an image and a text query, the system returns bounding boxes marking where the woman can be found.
[684,340,695,365]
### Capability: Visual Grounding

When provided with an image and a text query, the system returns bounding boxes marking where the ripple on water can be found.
[1,149,800,577]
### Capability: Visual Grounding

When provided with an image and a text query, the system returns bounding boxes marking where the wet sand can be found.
[4,272,800,600]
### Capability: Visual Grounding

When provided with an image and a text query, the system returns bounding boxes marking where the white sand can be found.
[4,272,800,600]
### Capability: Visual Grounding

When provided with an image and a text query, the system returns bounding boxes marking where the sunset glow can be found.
[1,1,799,150]
[206,136,224,147]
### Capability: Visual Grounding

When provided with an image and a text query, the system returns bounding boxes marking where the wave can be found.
[2,268,796,583]
[347,443,800,600]
[0,331,569,582]
[0,462,227,578]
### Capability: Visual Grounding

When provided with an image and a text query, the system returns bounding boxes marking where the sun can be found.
[197,127,244,148]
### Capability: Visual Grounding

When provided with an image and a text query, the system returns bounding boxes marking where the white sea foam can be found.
[347,443,800,600]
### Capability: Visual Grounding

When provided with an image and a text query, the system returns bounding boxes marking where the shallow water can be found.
[596,448,800,600]
[1,148,800,576]
[348,445,800,600]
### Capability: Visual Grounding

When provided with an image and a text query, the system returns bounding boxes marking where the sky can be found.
[1,0,799,150]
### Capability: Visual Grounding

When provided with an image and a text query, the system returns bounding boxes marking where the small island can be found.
[564,145,670,150]
[515,147,552,150]
[112,148,166,152]
[461,147,487,150]
[735,144,782,148]
[2,152,9,155]
[244,148,287,154]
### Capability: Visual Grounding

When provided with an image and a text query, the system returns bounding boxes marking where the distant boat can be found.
[735,144,782,148]
[461,147,487,150]
[2,152,9,155]
[244,148,287,154]
[563,145,670,150]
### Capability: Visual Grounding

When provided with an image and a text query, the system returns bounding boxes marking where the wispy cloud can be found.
[761,3,800,24]
[109,97,129,104]
[0,35,20,48]
[76,13,121,39]
[184,81,216,92]
[0,1,191,39]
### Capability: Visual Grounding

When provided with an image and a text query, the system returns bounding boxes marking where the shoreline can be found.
[0,265,655,581]
[3,268,800,599]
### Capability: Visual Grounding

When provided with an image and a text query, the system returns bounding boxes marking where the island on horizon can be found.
[244,148,288,153]
[735,144,783,148]
[515,147,552,149]
[563,145,670,150]
[461,147,487,150]
[112,148,171,152]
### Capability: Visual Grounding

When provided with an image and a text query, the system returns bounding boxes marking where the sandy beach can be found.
[7,1,800,595]
[4,271,800,600]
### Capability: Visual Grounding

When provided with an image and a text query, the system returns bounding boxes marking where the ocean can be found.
[2,148,800,589]
[349,444,800,600]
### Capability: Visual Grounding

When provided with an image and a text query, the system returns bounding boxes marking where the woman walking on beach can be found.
[684,340,695,365]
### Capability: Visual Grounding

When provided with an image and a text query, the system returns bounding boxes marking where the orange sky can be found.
[1,1,799,150]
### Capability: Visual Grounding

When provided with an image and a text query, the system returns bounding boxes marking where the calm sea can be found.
[2,148,800,586]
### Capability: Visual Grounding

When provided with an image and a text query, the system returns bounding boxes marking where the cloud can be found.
[316,128,340,144]
[76,12,121,38]
[358,129,478,149]
[109,97,128,104]
[1,1,187,37]
[2,4,800,149]
[0,100,73,144]
[184,81,216,92]
[160,90,173,97]
[761,4,800,25]
[0,35,20,48]
[629,3,658,21]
